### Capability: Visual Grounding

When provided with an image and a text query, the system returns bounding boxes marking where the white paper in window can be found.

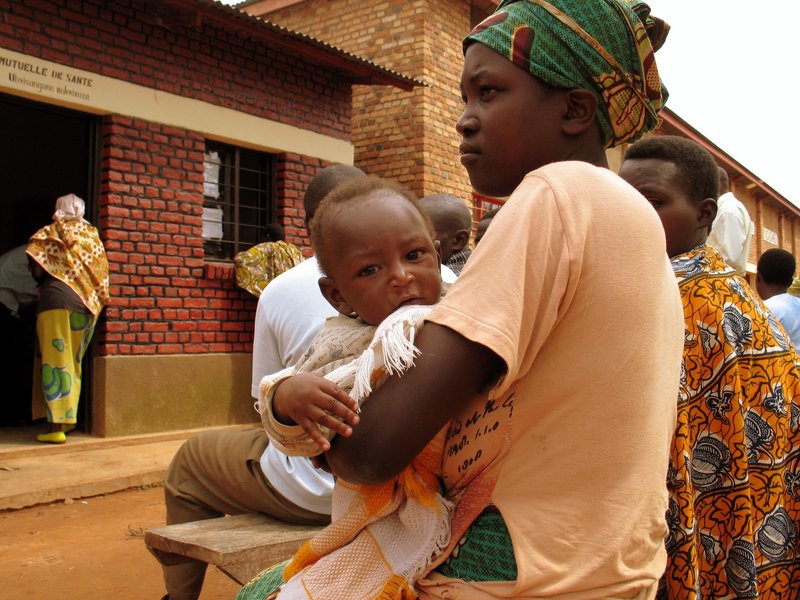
[202,206,223,239]
[203,151,221,199]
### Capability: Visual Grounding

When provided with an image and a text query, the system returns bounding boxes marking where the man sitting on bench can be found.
[159,165,366,600]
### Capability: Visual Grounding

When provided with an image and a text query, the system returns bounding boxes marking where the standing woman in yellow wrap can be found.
[26,193,109,443]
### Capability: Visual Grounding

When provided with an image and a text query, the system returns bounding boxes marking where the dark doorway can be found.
[0,92,99,428]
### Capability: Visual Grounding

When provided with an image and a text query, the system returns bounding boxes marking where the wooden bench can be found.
[145,513,323,585]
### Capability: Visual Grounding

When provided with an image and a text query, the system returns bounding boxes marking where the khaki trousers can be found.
[163,427,330,600]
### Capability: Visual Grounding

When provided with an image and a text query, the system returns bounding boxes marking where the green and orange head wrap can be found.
[464,0,670,148]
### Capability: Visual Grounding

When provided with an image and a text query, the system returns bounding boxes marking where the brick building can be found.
[3,0,798,438]
[245,0,800,273]
[243,0,498,202]
[0,0,418,435]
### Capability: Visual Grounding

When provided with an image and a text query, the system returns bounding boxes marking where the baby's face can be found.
[325,192,442,325]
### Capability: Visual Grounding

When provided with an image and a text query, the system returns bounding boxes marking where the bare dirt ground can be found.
[0,485,241,600]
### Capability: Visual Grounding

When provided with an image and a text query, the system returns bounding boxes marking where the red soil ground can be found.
[0,485,240,599]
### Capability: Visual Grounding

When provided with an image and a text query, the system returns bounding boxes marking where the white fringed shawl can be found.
[255,304,452,600]
[257,304,434,457]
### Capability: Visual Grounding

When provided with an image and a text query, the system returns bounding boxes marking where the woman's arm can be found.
[326,322,503,484]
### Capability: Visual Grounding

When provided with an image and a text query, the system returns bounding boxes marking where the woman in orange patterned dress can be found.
[620,135,800,599]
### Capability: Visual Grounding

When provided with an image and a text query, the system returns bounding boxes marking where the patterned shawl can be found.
[664,246,800,598]
[234,241,304,297]
[255,306,451,600]
[464,0,669,148]
[26,218,109,316]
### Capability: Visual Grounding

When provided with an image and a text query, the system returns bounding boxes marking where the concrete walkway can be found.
[0,424,251,511]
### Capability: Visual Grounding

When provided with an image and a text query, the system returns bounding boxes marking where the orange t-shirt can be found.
[419,162,684,599]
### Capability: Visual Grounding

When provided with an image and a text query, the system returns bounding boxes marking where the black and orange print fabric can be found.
[662,247,800,598]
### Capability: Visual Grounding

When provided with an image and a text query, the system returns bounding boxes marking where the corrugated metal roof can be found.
[156,0,425,91]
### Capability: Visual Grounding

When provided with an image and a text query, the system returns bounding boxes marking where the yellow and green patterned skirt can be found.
[36,308,96,424]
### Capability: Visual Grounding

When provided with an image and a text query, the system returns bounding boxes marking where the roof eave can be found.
[147,0,425,91]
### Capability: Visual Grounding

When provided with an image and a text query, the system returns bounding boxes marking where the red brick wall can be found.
[277,153,330,252]
[1,0,352,356]
[253,0,480,201]
[0,0,352,140]
[731,182,800,272]
[96,118,333,356]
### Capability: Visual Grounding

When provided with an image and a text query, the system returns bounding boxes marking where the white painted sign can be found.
[763,227,779,245]
[0,48,354,164]
[0,53,95,103]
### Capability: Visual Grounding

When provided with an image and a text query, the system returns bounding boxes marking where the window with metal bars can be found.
[471,192,504,227]
[202,141,277,261]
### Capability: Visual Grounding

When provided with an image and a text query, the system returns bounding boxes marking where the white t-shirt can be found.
[253,256,337,514]
[765,292,800,348]
[440,263,457,284]
[253,256,458,514]
[707,192,754,275]
[252,257,337,398]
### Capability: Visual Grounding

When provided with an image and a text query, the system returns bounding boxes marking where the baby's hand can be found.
[273,373,360,452]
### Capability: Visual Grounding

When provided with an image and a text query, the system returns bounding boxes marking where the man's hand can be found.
[273,373,360,452]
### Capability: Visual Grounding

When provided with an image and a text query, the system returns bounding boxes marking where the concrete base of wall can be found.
[92,353,256,437]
